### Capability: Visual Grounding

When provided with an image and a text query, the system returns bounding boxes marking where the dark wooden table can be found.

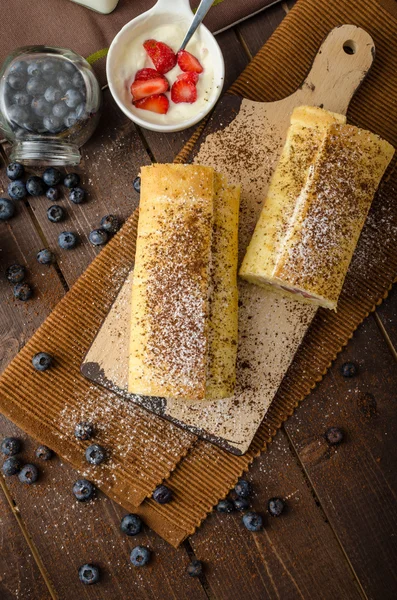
[1,2,396,599]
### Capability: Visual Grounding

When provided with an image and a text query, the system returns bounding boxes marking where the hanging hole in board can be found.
[343,40,357,55]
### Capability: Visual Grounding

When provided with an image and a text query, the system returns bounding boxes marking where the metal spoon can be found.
[179,0,215,52]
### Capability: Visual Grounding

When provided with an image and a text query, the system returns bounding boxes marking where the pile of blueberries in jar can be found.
[5,57,88,135]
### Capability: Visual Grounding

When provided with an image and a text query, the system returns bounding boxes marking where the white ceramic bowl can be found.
[106,0,224,133]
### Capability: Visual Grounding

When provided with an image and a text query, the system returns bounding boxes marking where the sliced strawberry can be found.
[134,68,162,81]
[171,78,197,104]
[130,76,169,101]
[143,39,177,74]
[176,71,199,85]
[177,50,203,74]
[134,94,169,114]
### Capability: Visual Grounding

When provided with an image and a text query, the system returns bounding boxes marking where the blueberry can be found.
[0,198,16,220]
[32,352,53,371]
[75,102,86,119]
[37,248,54,265]
[27,62,41,77]
[235,479,251,498]
[8,180,27,200]
[31,97,52,117]
[130,546,151,567]
[53,101,69,118]
[63,173,80,188]
[58,231,78,250]
[57,73,72,91]
[6,162,24,180]
[43,167,62,186]
[121,514,142,536]
[65,89,83,109]
[26,77,46,96]
[2,456,22,476]
[85,444,106,465]
[187,560,203,577]
[7,74,26,91]
[10,61,28,76]
[1,437,21,456]
[73,479,95,502]
[22,118,44,134]
[216,499,234,513]
[26,176,47,196]
[325,427,344,446]
[340,362,358,378]
[42,60,59,80]
[234,497,250,511]
[44,86,62,104]
[100,214,120,234]
[36,445,53,460]
[78,564,100,585]
[18,464,39,484]
[43,115,63,133]
[7,105,29,127]
[72,72,85,89]
[63,61,77,74]
[69,187,86,204]
[14,282,32,301]
[47,205,64,223]
[74,422,94,441]
[267,497,285,517]
[133,176,141,194]
[242,511,263,531]
[89,229,108,246]
[152,484,173,504]
[6,264,26,284]
[64,112,78,128]
[12,92,31,107]
[46,187,60,202]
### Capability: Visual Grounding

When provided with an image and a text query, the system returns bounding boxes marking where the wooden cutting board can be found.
[82,25,375,454]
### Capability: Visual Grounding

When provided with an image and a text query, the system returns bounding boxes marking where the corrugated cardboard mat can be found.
[1,0,396,546]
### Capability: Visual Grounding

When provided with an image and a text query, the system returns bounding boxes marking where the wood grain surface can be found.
[0,1,396,599]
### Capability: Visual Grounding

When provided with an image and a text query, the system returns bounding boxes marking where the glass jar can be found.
[0,46,102,166]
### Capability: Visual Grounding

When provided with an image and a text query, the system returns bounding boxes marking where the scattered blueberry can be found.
[14,282,32,301]
[12,92,31,107]
[152,484,173,504]
[63,173,80,188]
[7,74,26,91]
[65,89,83,109]
[89,229,108,246]
[242,511,263,531]
[6,264,25,284]
[27,62,41,77]
[133,176,141,194]
[8,180,27,200]
[44,86,62,104]
[9,61,28,76]
[216,499,234,513]
[74,422,94,441]
[36,445,53,461]
[130,546,151,567]
[268,497,285,517]
[42,167,62,186]
[47,204,64,223]
[234,497,250,512]
[121,514,143,536]
[26,176,47,197]
[43,115,63,133]
[58,231,78,250]
[340,362,358,378]
[187,560,203,577]
[325,427,344,446]
[235,479,251,498]
[6,162,24,180]
[57,73,72,92]
[46,186,60,201]
[53,101,69,119]
[85,444,106,465]
[18,464,39,484]
[73,479,95,502]
[37,248,54,265]
[0,197,16,220]
[100,214,120,234]
[1,437,21,456]
[78,564,100,585]
[32,352,53,371]
[26,77,46,96]
[2,456,22,476]
[7,105,29,127]
[69,187,85,204]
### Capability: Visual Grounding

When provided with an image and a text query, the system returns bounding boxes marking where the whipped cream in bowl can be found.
[107,6,224,133]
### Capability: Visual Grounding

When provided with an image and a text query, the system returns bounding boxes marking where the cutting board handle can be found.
[299,24,375,115]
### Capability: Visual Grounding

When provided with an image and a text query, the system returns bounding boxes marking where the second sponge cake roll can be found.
[128,164,240,402]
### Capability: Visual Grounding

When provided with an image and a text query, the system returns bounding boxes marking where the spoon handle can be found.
[179,0,214,52]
